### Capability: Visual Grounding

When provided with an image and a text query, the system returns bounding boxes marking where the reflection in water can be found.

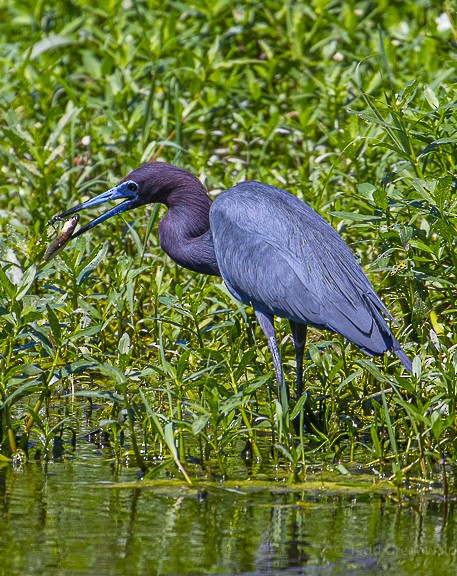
[1,459,457,576]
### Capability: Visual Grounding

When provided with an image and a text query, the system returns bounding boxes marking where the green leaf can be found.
[336,463,350,475]
[3,379,43,405]
[411,179,435,204]
[381,389,399,460]
[164,422,191,484]
[46,305,61,345]
[77,245,109,286]
[356,360,390,383]
[30,34,75,60]
[118,332,131,356]
[99,363,128,385]
[329,211,382,222]
[412,356,422,380]
[308,343,322,367]
[158,295,193,318]
[6,110,33,144]
[16,265,36,301]
[73,390,124,403]
[358,182,376,201]
[28,325,55,357]
[0,266,15,299]
[408,239,436,256]
[373,188,388,211]
[396,78,418,108]
[191,414,210,435]
[69,325,103,341]
[418,137,457,159]
[213,58,265,69]
[176,349,190,382]
[434,176,453,213]
[290,391,311,420]
[424,85,439,109]
[430,410,443,439]
[370,418,382,459]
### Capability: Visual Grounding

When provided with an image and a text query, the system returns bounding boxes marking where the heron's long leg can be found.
[289,321,321,432]
[289,321,307,398]
[255,310,288,400]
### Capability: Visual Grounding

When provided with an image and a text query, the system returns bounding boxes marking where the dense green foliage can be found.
[0,0,456,485]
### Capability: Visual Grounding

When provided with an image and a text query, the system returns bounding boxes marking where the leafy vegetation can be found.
[1,0,456,487]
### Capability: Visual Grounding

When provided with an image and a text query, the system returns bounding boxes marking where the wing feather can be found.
[210,182,395,355]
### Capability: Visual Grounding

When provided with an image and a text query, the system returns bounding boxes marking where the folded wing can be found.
[210,181,398,357]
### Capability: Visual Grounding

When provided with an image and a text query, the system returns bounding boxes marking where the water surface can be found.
[1,450,456,576]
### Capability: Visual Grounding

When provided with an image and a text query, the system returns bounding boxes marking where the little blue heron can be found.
[53,162,412,399]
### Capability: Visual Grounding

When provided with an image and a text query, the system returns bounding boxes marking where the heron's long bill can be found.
[50,180,140,239]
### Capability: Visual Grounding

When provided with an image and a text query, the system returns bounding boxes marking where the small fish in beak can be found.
[44,214,80,262]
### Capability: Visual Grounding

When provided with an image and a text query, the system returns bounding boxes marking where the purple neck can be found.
[158,183,220,276]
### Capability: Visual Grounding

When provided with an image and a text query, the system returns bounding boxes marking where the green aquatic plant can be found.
[0,0,456,488]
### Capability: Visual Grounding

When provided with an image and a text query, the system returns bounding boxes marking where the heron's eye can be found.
[128,182,138,192]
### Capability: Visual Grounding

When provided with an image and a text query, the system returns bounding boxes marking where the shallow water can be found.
[1,447,457,576]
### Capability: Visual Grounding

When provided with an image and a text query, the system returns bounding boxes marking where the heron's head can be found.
[51,162,203,238]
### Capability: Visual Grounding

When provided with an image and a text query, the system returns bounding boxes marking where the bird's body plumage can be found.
[53,162,412,401]
[211,181,403,360]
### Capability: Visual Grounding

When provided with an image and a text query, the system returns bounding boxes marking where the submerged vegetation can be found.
[0,0,456,487]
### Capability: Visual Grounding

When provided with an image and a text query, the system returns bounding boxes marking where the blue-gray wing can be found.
[210,181,396,356]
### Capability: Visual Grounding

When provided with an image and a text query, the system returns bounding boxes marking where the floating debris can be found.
[44,214,79,262]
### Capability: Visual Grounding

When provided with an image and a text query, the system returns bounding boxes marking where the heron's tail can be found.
[363,293,412,373]
[393,343,412,373]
